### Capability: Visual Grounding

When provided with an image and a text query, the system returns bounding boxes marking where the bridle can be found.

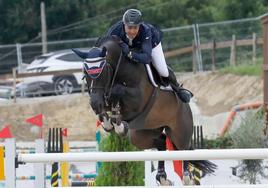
[85,52,123,107]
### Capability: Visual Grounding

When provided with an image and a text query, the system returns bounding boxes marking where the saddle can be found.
[145,64,193,103]
[145,64,172,91]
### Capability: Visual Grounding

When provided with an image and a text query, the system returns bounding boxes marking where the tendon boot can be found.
[162,70,193,103]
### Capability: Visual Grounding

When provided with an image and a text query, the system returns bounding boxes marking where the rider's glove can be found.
[120,42,130,56]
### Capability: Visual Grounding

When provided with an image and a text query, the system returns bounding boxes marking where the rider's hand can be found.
[120,42,130,56]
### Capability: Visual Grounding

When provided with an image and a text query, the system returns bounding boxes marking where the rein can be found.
[107,52,123,100]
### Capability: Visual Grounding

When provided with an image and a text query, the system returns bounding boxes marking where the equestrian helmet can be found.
[122,9,142,26]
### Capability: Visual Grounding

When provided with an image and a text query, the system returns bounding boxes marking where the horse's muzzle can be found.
[90,93,105,115]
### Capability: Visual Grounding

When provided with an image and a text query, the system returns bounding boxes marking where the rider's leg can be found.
[151,43,193,103]
[151,42,169,77]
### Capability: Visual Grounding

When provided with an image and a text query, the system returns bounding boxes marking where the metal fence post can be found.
[260,14,268,135]
[192,24,200,72]
[195,24,203,71]
[12,68,17,103]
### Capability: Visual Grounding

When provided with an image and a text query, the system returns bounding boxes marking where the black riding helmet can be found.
[122,9,142,26]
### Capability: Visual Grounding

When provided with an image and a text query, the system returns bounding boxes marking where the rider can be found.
[105,9,193,103]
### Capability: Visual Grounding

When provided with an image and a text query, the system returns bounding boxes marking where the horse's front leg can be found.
[99,113,114,132]
[109,83,139,137]
[110,102,129,137]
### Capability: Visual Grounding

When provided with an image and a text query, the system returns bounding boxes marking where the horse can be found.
[72,36,216,185]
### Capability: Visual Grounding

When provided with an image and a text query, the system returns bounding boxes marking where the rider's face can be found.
[124,25,140,39]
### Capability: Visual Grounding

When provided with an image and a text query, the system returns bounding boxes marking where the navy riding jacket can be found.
[106,21,163,64]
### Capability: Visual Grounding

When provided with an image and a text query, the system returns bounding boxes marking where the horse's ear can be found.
[100,47,107,57]
[72,48,87,59]
[94,37,102,46]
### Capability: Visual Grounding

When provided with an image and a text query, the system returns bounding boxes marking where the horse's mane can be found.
[94,35,120,47]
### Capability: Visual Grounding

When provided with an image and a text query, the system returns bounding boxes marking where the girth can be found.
[126,86,158,129]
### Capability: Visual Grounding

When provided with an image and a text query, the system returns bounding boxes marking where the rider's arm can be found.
[129,36,152,64]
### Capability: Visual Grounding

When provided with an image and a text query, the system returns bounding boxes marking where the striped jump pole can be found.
[0,145,5,181]
[16,173,97,180]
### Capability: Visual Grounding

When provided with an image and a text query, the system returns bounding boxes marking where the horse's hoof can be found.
[156,170,167,185]
[158,177,173,186]
[114,121,129,137]
[183,175,195,185]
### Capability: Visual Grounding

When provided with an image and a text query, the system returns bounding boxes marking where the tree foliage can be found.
[1,0,268,44]
[229,109,267,184]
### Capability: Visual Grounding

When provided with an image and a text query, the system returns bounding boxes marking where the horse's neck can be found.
[116,62,153,114]
[127,64,154,108]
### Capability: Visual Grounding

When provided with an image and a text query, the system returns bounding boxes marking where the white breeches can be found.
[151,42,169,77]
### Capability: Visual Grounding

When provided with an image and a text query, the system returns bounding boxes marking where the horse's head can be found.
[72,36,124,115]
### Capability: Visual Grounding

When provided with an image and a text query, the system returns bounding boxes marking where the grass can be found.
[219,58,262,76]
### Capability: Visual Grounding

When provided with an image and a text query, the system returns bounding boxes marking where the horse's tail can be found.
[184,146,217,176]
[183,160,217,185]
[184,160,217,177]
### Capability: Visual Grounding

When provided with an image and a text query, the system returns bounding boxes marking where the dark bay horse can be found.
[73,36,215,185]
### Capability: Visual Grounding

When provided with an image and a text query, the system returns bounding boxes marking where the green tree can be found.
[222,0,268,20]
[0,0,40,43]
[2,0,268,44]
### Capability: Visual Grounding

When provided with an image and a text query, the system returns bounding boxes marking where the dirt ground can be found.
[180,72,263,116]
[0,71,263,141]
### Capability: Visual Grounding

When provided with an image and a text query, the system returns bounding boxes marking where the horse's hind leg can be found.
[165,125,192,150]
[154,133,174,185]
[153,133,170,185]
[129,128,163,149]
[130,129,172,185]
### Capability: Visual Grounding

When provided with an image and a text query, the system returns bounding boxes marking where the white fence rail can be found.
[59,184,268,188]
[3,139,268,188]
[60,186,268,188]
[18,148,268,163]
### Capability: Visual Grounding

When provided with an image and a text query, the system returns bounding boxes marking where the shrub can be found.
[95,132,144,186]
[229,109,267,184]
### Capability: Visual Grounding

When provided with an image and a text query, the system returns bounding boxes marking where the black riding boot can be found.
[162,70,193,103]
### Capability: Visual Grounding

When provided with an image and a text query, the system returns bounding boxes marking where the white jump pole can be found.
[18,148,268,163]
